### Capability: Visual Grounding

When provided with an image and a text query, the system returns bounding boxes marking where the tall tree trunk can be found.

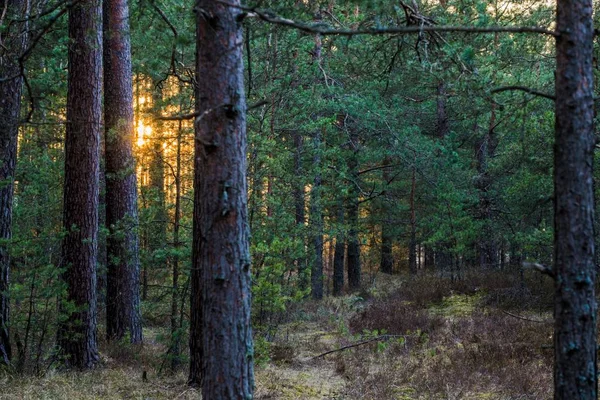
[57,0,102,369]
[409,153,417,275]
[380,162,393,274]
[310,128,323,300]
[97,134,107,309]
[309,23,324,300]
[103,0,142,344]
[0,0,28,366]
[347,133,361,290]
[436,81,449,139]
[332,201,345,296]
[554,0,596,397]
[144,84,167,301]
[293,131,307,289]
[170,119,183,371]
[189,2,254,396]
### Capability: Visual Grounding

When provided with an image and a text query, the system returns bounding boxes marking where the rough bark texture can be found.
[554,0,597,398]
[189,1,254,396]
[0,0,28,365]
[103,0,142,344]
[57,0,102,369]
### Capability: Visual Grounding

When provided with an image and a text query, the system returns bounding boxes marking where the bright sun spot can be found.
[136,122,152,146]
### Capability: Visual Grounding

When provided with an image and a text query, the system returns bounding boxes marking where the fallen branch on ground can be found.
[311,334,411,359]
[500,309,551,324]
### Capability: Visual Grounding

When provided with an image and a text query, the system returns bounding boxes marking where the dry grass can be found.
[2,271,557,399]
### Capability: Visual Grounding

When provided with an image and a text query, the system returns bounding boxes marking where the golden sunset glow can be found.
[136,122,152,147]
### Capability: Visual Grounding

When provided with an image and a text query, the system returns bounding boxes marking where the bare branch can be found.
[523,261,555,279]
[216,1,557,37]
[311,335,411,359]
[500,310,551,324]
[155,100,268,121]
[20,0,78,63]
[491,85,555,101]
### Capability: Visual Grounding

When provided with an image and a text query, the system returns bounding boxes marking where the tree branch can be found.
[523,261,555,279]
[215,1,557,37]
[500,310,550,324]
[311,335,409,359]
[491,85,555,101]
[156,100,268,121]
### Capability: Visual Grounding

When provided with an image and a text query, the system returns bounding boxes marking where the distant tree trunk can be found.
[436,81,449,139]
[189,1,254,396]
[380,161,393,274]
[408,152,417,275]
[57,0,102,369]
[347,133,361,290]
[170,119,183,371]
[293,131,307,289]
[103,0,142,344]
[308,17,324,300]
[554,0,597,397]
[424,246,434,270]
[310,127,323,300]
[333,202,345,296]
[144,84,167,301]
[0,0,28,366]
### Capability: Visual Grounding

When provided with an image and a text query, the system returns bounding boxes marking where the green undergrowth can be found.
[2,272,556,399]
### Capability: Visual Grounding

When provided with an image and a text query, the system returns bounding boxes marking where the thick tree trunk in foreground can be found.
[0,0,28,365]
[553,0,597,398]
[57,0,102,369]
[103,0,142,344]
[189,1,254,396]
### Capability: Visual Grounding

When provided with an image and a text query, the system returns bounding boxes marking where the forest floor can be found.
[1,271,555,399]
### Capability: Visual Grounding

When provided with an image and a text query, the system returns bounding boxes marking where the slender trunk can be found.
[103,0,142,344]
[189,2,254,396]
[57,0,102,369]
[347,134,361,290]
[333,202,345,296]
[144,84,167,301]
[170,119,182,371]
[380,160,393,274]
[266,32,277,219]
[309,18,323,300]
[424,246,434,270]
[554,0,596,397]
[293,132,307,289]
[310,128,323,300]
[0,0,28,365]
[436,82,449,139]
[409,153,417,275]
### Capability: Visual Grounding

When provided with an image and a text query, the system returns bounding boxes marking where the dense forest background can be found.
[1,0,599,398]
